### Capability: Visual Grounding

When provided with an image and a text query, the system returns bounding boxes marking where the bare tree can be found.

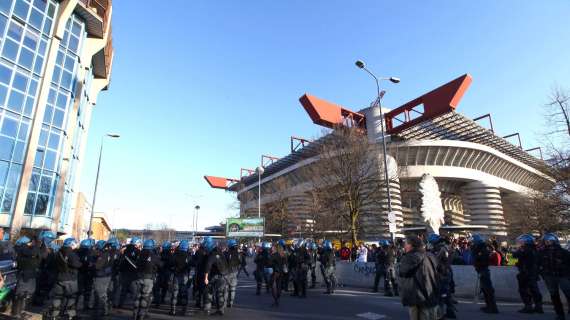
[264,177,291,236]
[311,126,385,247]
[545,86,570,138]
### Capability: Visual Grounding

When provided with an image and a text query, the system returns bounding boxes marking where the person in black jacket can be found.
[33,231,56,307]
[237,246,249,277]
[193,243,208,309]
[471,234,499,314]
[168,240,192,316]
[373,242,386,293]
[132,239,162,320]
[538,233,570,320]
[153,241,172,308]
[384,242,399,297]
[320,240,336,295]
[398,235,439,320]
[12,236,42,318]
[513,234,543,314]
[93,240,114,318]
[203,237,228,316]
[43,237,82,320]
[290,240,310,298]
[224,239,241,308]
[76,239,96,311]
[254,242,273,295]
[107,238,122,309]
[118,237,142,308]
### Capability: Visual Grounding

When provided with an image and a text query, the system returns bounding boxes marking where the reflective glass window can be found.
[1,116,18,137]
[0,64,12,85]
[0,136,13,160]
[0,0,13,14]
[2,38,19,61]
[7,90,24,112]
[13,0,29,20]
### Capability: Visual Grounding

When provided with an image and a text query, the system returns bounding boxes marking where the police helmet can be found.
[179,240,190,251]
[543,233,559,245]
[80,239,94,249]
[15,236,31,246]
[379,239,390,247]
[38,230,56,244]
[131,237,142,246]
[471,234,485,245]
[516,234,534,246]
[427,233,441,244]
[143,239,155,250]
[63,237,77,248]
[162,241,172,251]
[202,237,215,252]
[107,237,120,249]
[278,239,286,248]
[227,239,238,248]
[323,240,333,250]
[96,240,107,250]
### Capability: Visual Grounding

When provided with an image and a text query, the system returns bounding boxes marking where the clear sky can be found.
[80,1,570,231]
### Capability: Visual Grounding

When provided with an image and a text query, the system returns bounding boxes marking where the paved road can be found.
[3,274,563,319]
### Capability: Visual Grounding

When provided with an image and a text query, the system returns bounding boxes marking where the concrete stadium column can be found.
[461,181,507,237]
[286,193,313,236]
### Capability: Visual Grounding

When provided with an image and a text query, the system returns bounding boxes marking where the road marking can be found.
[356,312,387,319]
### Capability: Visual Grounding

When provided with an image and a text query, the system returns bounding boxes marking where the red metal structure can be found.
[291,136,312,153]
[262,155,280,168]
[203,176,239,190]
[384,74,472,134]
[240,168,255,179]
[299,94,366,129]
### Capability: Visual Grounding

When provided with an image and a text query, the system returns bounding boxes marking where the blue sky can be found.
[80,1,570,231]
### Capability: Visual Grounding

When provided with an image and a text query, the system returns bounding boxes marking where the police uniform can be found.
[472,241,498,313]
[132,248,161,320]
[204,247,229,315]
[432,240,456,319]
[538,242,570,318]
[289,246,310,298]
[193,247,208,308]
[118,244,140,307]
[254,248,272,295]
[13,242,42,317]
[76,245,96,311]
[320,247,336,294]
[269,248,288,306]
[384,246,398,296]
[224,246,241,307]
[44,245,82,319]
[513,243,543,313]
[108,245,122,308]
[93,245,114,317]
[308,247,318,288]
[168,248,192,315]
[153,247,172,307]
[373,246,386,292]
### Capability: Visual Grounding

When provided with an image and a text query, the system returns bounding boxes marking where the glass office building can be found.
[0,0,113,236]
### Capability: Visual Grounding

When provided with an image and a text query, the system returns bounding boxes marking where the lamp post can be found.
[256,166,264,219]
[194,205,200,235]
[355,60,400,242]
[87,133,120,238]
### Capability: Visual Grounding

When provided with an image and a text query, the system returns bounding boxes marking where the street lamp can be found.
[87,133,120,238]
[355,59,400,242]
[256,166,264,219]
[194,205,200,235]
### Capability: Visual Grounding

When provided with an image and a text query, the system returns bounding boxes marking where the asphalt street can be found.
[4,272,563,320]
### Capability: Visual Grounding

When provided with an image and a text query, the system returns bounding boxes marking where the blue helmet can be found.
[107,237,120,249]
[131,237,142,246]
[96,240,107,250]
[294,239,305,249]
[278,239,286,247]
[543,233,559,245]
[428,233,441,244]
[379,239,390,247]
[262,242,272,250]
[516,234,534,245]
[80,239,94,249]
[63,237,77,248]
[309,242,317,250]
[179,240,189,251]
[16,236,31,246]
[39,230,56,244]
[161,241,172,250]
[49,242,60,252]
[202,236,215,252]
[323,240,333,250]
[143,239,155,250]
[227,239,238,248]
[471,234,484,245]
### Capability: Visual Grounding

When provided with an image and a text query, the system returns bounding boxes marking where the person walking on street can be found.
[471,234,499,314]
[132,239,162,320]
[538,233,570,320]
[373,241,386,293]
[398,235,439,320]
[513,234,543,314]
[320,240,337,295]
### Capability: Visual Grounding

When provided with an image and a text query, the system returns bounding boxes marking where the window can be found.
[14,0,29,20]
[1,116,18,137]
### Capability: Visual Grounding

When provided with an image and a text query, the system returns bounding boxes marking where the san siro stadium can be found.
[205,74,554,240]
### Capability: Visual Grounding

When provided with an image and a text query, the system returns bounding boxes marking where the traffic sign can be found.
[389,223,397,233]
[387,212,397,223]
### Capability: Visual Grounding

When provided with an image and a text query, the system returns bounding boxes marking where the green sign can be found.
[226,218,265,237]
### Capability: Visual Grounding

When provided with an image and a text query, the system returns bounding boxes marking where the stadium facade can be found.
[205,74,554,240]
[0,0,113,237]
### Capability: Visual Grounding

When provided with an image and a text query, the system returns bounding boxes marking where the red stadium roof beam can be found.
[299,94,366,129]
[204,176,239,190]
[384,74,473,135]
[240,168,255,179]
[261,155,280,168]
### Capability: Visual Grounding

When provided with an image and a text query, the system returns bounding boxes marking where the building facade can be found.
[0,0,113,237]
[205,74,554,240]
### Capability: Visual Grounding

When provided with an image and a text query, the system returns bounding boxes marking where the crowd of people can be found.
[0,227,569,320]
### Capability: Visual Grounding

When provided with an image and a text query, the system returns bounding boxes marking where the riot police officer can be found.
[289,239,310,298]
[373,241,387,293]
[320,240,336,294]
[12,236,42,318]
[513,234,543,314]
[254,242,273,295]
[471,234,499,314]
[33,230,56,307]
[118,237,142,308]
[307,242,318,289]
[384,241,399,297]
[269,240,288,306]
[428,233,456,319]
[538,233,570,320]
[224,239,241,308]
[193,240,209,309]
[77,239,96,311]
[132,239,162,320]
[44,237,82,320]
[153,241,173,308]
[169,239,192,316]
[107,237,122,310]
[93,240,114,318]
[204,237,229,316]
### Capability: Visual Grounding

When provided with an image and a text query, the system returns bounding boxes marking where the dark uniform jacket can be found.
[15,244,42,281]
[471,243,491,272]
[136,249,162,279]
[398,249,439,308]
[513,245,540,278]
[55,247,82,281]
[169,250,192,275]
[320,249,335,268]
[205,248,228,278]
[119,244,140,274]
[94,249,114,278]
[225,248,241,273]
[538,244,570,278]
